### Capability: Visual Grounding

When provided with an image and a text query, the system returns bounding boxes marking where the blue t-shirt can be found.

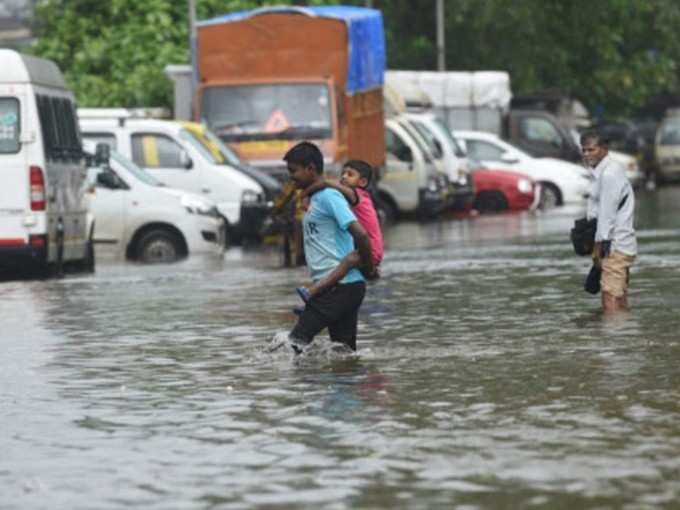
[303,188,364,283]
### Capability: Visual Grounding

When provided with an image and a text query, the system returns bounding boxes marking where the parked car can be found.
[79,111,269,245]
[655,113,680,182]
[404,111,475,210]
[453,130,591,208]
[470,166,538,212]
[378,116,448,223]
[83,141,224,263]
[0,49,94,274]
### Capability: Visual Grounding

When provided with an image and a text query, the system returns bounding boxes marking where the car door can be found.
[87,166,126,244]
[130,132,201,195]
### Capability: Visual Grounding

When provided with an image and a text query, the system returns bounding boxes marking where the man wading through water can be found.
[581,130,637,314]
[274,141,375,354]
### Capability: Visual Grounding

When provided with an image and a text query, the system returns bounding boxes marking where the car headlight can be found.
[517,178,533,194]
[181,195,218,217]
[241,189,261,205]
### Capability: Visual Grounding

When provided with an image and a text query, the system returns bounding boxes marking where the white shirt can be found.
[587,154,637,256]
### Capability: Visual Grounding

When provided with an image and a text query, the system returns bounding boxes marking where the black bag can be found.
[570,194,629,256]
[571,218,597,256]
[584,265,602,294]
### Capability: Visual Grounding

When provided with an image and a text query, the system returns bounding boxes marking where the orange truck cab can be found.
[195,6,386,180]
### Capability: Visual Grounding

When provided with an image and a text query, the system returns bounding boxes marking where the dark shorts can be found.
[290,281,366,351]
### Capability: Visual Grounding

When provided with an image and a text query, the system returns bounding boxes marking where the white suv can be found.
[79,112,268,245]
[83,141,224,263]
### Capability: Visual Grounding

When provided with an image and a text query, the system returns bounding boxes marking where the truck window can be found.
[131,133,185,169]
[0,97,20,154]
[465,140,505,161]
[201,83,332,142]
[520,117,563,147]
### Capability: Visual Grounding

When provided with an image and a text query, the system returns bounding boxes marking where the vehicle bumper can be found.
[179,215,225,256]
[448,182,476,211]
[0,240,48,269]
[237,203,271,239]
[418,188,447,218]
[505,189,536,211]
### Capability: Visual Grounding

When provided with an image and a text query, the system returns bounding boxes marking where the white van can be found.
[378,116,447,222]
[0,49,93,274]
[78,112,269,245]
[83,141,224,263]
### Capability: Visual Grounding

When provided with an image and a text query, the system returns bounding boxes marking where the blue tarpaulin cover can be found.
[197,6,385,94]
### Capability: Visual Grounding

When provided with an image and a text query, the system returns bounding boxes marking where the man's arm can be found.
[348,221,375,276]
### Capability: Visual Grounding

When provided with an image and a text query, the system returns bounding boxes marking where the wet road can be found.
[3,187,680,509]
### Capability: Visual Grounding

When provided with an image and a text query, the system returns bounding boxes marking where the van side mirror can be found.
[398,146,413,163]
[179,149,193,170]
[96,170,120,189]
[95,142,110,166]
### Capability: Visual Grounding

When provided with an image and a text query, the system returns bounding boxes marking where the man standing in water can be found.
[281,141,374,353]
[581,130,637,314]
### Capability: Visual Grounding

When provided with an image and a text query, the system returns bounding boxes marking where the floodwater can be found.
[3,187,680,510]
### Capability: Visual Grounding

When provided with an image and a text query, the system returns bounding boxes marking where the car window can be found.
[0,97,20,154]
[520,117,563,147]
[36,94,81,161]
[385,127,411,163]
[82,132,117,149]
[465,139,505,161]
[131,133,184,168]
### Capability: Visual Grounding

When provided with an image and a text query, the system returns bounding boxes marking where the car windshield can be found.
[201,83,333,142]
[112,150,162,186]
[659,118,680,145]
[399,120,433,163]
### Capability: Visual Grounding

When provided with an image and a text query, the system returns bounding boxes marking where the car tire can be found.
[538,182,561,209]
[134,229,185,264]
[473,191,508,212]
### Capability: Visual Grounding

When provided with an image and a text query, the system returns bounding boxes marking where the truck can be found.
[194,5,386,179]
[385,70,582,164]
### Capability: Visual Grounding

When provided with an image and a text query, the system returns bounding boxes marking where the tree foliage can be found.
[32,0,680,117]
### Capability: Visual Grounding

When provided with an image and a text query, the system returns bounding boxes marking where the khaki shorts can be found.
[601,250,636,297]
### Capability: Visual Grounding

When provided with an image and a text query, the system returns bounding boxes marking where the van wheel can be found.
[539,182,561,209]
[376,196,397,226]
[78,238,96,273]
[135,229,184,264]
[473,191,508,212]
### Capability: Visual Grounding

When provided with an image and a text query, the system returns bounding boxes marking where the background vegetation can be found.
[31,0,680,119]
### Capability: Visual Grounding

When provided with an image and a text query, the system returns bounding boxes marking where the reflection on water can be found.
[3,188,680,509]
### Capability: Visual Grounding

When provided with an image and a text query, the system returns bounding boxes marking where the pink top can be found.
[353,188,384,266]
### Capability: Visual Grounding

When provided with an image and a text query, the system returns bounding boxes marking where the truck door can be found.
[380,125,419,212]
[0,94,28,246]
[130,132,202,195]
[86,165,126,245]
[510,112,580,162]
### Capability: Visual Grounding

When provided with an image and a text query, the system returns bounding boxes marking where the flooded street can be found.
[3,187,680,509]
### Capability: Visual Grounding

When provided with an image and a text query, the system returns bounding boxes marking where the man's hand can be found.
[302,180,326,198]
[592,241,602,269]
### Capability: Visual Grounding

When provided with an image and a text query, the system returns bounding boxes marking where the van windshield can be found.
[112,150,162,186]
[659,118,680,145]
[0,98,20,154]
[201,83,333,142]
[430,117,466,157]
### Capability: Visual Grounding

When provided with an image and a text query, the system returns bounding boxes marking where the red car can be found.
[471,167,538,212]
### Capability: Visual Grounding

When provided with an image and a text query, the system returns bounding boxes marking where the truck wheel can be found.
[473,191,508,212]
[539,182,561,209]
[135,229,184,264]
